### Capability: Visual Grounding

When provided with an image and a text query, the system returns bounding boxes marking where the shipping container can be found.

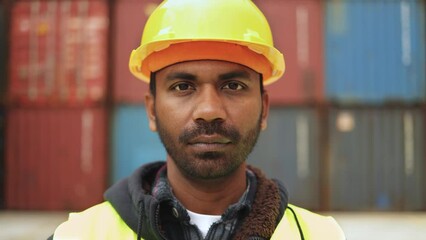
[0,109,4,209]
[325,0,426,103]
[329,108,425,210]
[8,0,109,107]
[247,107,320,210]
[0,0,7,209]
[112,0,324,105]
[111,0,161,103]
[253,0,325,105]
[111,105,165,183]
[0,1,8,103]
[5,107,107,210]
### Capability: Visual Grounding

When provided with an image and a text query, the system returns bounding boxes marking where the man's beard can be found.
[156,116,262,180]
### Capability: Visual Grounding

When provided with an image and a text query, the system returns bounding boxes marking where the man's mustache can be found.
[179,121,241,144]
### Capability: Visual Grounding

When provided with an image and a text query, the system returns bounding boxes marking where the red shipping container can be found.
[111,0,161,103]
[5,107,107,210]
[113,0,324,105]
[254,0,325,105]
[8,0,109,107]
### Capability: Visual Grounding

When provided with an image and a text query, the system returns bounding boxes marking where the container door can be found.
[254,0,325,105]
[5,108,107,210]
[248,108,320,209]
[330,109,376,210]
[329,108,425,210]
[371,109,425,210]
[8,0,109,107]
[111,0,161,103]
[325,0,426,103]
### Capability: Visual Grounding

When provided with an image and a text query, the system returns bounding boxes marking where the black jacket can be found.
[50,161,289,240]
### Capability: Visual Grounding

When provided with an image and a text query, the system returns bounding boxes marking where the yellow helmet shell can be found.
[129,0,285,85]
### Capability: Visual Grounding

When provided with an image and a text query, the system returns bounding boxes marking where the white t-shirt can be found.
[187,209,221,238]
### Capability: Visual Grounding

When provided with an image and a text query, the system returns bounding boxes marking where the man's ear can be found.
[145,93,157,132]
[260,91,269,130]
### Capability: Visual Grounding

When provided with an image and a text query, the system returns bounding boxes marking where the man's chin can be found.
[195,151,225,160]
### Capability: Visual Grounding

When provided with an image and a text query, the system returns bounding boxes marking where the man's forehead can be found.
[157,60,258,79]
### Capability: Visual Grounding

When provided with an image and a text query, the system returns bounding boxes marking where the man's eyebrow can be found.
[218,71,251,81]
[166,72,197,81]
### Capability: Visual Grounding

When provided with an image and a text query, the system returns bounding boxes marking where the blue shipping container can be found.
[111,105,166,183]
[325,0,426,103]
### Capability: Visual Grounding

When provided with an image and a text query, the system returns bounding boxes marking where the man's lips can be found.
[187,134,232,145]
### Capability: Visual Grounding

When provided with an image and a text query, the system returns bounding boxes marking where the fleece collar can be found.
[104,161,289,239]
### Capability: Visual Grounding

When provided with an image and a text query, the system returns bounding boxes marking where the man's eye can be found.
[223,82,244,90]
[173,83,193,91]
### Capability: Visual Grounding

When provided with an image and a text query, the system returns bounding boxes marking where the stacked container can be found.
[0,0,8,209]
[248,108,321,210]
[109,0,425,211]
[110,0,166,184]
[247,0,325,210]
[324,0,426,210]
[5,0,109,210]
[254,0,325,105]
[325,0,425,104]
[249,0,426,211]
[328,108,425,210]
[3,0,421,212]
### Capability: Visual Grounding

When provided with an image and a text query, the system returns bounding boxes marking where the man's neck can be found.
[166,159,247,215]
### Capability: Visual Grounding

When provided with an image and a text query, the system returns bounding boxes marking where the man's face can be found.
[145,60,269,180]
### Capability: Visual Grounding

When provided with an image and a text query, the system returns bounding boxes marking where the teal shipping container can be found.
[329,108,425,210]
[111,105,166,183]
[325,0,426,103]
[248,108,320,210]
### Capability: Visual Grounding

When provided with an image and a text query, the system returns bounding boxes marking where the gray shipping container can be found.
[329,108,425,211]
[248,108,320,210]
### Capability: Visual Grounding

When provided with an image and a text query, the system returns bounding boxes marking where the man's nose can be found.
[192,86,227,122]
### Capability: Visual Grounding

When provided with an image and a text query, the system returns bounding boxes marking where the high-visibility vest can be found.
[53,202,345,240]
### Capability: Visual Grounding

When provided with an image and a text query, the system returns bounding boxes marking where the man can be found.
[51,0,345,239]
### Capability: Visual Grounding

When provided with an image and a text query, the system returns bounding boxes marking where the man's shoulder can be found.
[272,204,346,240]
[286,204,334,220]
[51,202,136,239]
[54,202,117,231]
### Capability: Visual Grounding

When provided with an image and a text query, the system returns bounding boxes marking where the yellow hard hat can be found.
[129,0,285,85]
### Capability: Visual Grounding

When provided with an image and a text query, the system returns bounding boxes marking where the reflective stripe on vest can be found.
[53,202,345,240]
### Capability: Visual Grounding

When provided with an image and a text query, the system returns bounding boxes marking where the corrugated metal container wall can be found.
[0,1,7,208]
[325,0,426,103]
[0,110,4,209]
[111,0,160,103]
[329,108,425,210]
[248,108,320,210]
[111,105,166,183]
[0,1,7,101]
[253,0,324,105]
[8,0,109,107]
[5,108,107,210]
